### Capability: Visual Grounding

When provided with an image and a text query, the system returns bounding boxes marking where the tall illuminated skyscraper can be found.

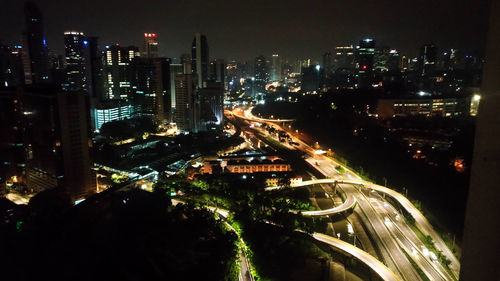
[356,38,375,88]
[21,1,49,85]
[254,55,268,94]
[270,54,281,82]
[142,33,159,58]
[191,33,209,88]
[104,45,139,100]
[63,31,87,92]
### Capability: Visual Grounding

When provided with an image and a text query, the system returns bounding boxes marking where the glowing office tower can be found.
[270,54,281,82]
[142,33,159,58]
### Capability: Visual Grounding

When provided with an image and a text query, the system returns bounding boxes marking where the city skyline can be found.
[0,0,491,61]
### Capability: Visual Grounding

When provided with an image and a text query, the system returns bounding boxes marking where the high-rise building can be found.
[270,54,281,82]
[301,65,322,92]
[0,88,25,193]
[254,55,268,95]
[104,45,139,101]
[169,63,184,114]
[62,31,88,92]
[21,1,50,85]
[199,81,224,131]
[356,38,376,88]
[142,33,159,58]
[387,49,400,72]
[334,45,355,70]
[209,59,225,84]
[419,43,437,77]
[322,52,333,79]
[0,44,23,88]
[131,57,171,123]
[191,33,209,87]
[441,48,460,71]
[5,86,95,201]
[174,73,197,132]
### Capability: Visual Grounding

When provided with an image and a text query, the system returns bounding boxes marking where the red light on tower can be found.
[362,65,367,70]
[152,33,156,37]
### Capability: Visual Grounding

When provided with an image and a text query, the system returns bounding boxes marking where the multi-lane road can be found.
[228,106,459,281]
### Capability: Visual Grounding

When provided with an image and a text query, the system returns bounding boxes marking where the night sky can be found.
[0,0,492,62]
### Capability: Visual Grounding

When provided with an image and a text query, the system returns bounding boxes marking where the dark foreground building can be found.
[460,0,500,280]
[0,86,95,201]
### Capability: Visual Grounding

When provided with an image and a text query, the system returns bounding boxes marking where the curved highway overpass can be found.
[312,233,401,281]
[265,181,358,216]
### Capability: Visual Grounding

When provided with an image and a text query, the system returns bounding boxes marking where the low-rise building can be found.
[377,96,471,118]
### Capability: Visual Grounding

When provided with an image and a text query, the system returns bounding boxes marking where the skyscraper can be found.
[209,59,225,84]
[191,33,209,87]
[0,44,23,88]
[21,1,49,85]
[199,81,224,131]
[322,51,333,79]
[174,73,197,132]
[85,36,106,102]
[254,55,268,95]
[131,57,171,124]
[17,86,95,201]
[62,31,87,92]
[356,38,376,88]
[334,45,355,70]
[104,45,139,100]
[270,54,281,82]
[142,33,159,58]
[0,88,24,193]
[419,43,437,77]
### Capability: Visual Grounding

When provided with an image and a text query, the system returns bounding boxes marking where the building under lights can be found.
[199,81,224,131]
[270,54,281,82]
[356,39,376,88]
[62,31,88,92]
[104,45,140,100]
[142,33,158,58]
[377,96,475,118]
[94,99,139,130]
[334,45,355,70]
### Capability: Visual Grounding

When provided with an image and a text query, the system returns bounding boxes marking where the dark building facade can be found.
[419,43,438,77]
[174,73,198,132]
[191,33,209,88]
[254,55,268,95]
[131,57,171,123]
[1,87,95,200]
[0,88,25,193]
[209,58,225,85]
[301,65,322,92]
[21,1,50,85]
[0,45,23,88]
[199,81,224,131]
[356,38,376,88]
